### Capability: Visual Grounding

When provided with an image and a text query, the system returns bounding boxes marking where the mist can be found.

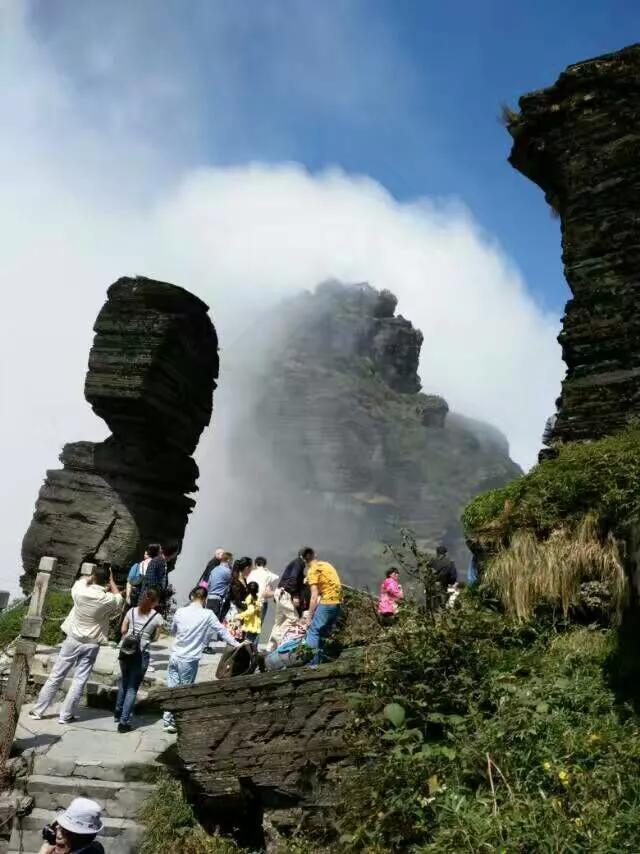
[0,3,563,593]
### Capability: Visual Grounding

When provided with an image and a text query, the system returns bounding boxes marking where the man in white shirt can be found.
[248,556,279,623]
[163,587,239,733]
[30,564,123,724]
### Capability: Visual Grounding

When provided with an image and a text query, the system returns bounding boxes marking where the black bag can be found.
[119,610,156,665]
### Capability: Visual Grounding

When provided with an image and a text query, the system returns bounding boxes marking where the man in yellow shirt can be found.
[304,550,342,665]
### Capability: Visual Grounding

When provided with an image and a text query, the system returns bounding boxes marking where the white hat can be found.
[57,797,104,835]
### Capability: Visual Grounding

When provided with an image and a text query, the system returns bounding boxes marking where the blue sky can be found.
[31,0,640,316]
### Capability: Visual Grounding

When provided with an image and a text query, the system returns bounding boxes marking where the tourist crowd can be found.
[28,542,458,741]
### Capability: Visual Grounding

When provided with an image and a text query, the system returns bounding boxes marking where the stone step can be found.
[28,774,155,819]
[9,807,144,854]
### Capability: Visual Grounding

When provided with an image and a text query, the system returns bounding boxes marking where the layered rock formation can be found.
[508,44,640,445]
[21,277,218,590]
[217,280,520,584]
[153,650,363,844]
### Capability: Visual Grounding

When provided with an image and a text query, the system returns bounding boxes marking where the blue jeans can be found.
[162,656,200,726]
[306,604,341,665]
[115,650,149,726]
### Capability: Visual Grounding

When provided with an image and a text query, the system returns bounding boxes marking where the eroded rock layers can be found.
[508,44,640,444]
[21,277,218,590]
[223,281,521,583]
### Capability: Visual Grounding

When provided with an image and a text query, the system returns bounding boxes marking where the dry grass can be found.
[484,515,628,622]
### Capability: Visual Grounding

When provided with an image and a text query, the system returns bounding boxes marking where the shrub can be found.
[331,592,640,852]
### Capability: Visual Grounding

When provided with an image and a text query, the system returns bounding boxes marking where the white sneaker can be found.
[163,723,177,734]
[27,710,42,720]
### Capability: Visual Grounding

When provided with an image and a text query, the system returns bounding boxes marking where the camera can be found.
[42,820,58,844]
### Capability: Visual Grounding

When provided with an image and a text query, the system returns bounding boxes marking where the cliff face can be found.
[508,44,640,445]
[21,277,218,590]
[223,281,521,583]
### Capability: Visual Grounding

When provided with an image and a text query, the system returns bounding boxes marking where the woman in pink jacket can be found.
[378,567,404,625]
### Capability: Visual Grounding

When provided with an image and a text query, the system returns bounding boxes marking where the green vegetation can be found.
[463,427,640,540]
[139,776,241,854]
[330,595,640,852]
[0,591,72,649]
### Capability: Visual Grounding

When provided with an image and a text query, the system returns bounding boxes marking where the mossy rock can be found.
[463,427,640,543]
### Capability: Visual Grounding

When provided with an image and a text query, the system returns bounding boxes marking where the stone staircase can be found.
[7,706,176,854]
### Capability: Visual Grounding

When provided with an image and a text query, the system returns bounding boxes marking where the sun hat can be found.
[57,797,104,835]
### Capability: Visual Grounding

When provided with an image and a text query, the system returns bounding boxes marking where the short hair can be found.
[92,563,110,586]
[247,581,259,596]
[147,544,161,558]
[300,547,315,561]
[255,556,267,567]
[386,567,399,578]
[191,587,207,602]
[436,545,447,557]
[222,551,233,563]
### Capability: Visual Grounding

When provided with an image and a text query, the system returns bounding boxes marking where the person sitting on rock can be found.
[115,587,163,733]
[29,563,123,724]
[38,796,105,853]
[163,586,239,733]
[304,550,343,666]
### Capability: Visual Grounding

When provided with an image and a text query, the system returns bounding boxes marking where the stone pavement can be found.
[6,636,225,853]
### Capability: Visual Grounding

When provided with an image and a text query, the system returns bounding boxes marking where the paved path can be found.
[7,636,225,853]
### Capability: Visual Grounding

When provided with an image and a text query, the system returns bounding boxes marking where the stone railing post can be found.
[0,556,56,766]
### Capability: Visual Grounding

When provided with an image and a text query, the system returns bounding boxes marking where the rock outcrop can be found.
[152,650,363,844]
[508,44,640,445]
[21,277,218,590]
[218,280,521,584]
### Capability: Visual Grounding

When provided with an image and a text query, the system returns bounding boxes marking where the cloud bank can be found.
[0,3,562,592]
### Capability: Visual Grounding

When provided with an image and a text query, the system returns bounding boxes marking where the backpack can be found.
[128,561,147,607]
[119,609,157,665]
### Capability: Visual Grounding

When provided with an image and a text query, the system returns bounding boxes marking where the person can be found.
[378,567,404,626]
[207,551,233,618]
[29,564,122,724]
[248,556,278,623]
[163,587,239,733]
[432,545,458,588]
[125,547,152,607]
[238,581,261,647]
[467,553,478,585]
[268,548,309,650]
[38,797,105,854]
[114,587,163,733]
[199,548,224,591]
[141,544,168,596]
[225,557,253,639]
[304,550,343,666]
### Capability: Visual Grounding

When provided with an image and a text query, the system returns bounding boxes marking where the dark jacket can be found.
[432,556,457,588]
[200,557,220,585]
[142,556,168,592]
[278,557,306,599]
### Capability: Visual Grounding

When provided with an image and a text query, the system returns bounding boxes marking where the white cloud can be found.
[0,3,562,593]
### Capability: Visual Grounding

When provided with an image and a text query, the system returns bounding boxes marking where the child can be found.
[239,581,261,647]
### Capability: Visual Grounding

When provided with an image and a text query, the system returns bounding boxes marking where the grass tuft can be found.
[483,515,627,621]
